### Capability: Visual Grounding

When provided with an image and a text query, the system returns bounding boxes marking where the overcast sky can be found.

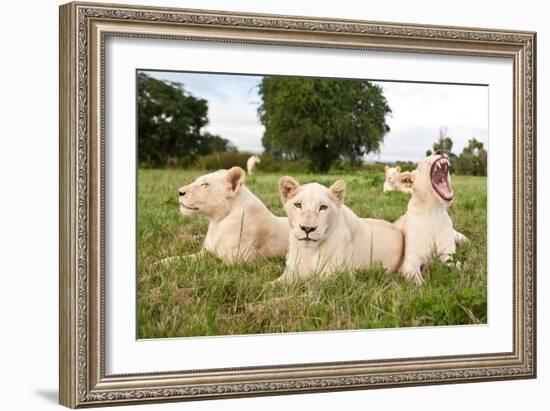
[143,70,488,162]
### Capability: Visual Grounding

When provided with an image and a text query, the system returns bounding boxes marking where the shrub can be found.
[394,161,417,172]
[195,152,312,173]
[195,151,252,170]
[193,153,423,177]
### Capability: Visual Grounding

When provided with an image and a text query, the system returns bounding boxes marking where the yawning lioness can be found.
[394,153,465,284]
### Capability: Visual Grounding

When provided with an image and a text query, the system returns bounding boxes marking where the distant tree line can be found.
[426,127,487,176]
[137,72,235,167]
[137,73,486,176]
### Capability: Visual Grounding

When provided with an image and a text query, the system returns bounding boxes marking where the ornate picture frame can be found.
[59,1,536,408]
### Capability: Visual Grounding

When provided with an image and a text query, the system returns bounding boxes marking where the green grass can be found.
[137,169,487,338]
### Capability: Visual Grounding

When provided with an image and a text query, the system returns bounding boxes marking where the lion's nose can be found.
[178,189,186,197]
[299,225,317,234]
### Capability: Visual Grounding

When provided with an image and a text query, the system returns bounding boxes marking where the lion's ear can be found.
[226,167,246,196]
[329,180,346,204]
[279,176,300,204]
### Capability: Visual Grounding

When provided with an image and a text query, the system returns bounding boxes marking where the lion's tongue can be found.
[433,167,452,198]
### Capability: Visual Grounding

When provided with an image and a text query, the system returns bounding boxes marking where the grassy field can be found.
[137,169,487,338]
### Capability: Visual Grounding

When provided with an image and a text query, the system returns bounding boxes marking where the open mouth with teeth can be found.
[430,156,454,201]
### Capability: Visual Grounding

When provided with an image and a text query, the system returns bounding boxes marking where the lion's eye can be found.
[294,202,302,209]
[200,183,209,187]
[319,205,328,211]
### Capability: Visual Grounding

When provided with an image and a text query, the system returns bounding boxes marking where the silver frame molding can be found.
[59,2,536,408]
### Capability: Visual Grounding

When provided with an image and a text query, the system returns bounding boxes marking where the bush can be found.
[394,161,417,172]
[360,162,387,173]
[195,151,252,170]
[193,153,423,177]
[453,154,487,176]
[139,155,196,169]
[195,152,311,173]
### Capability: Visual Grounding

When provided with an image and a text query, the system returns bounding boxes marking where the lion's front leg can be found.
[399,232,428,285]
[399,257,425,285]
[454,229,469,245]
[436,236,456,265]
[272,270,296,284]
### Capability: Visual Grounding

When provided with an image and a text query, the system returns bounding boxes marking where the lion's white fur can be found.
[246,155,261,176]
[394,154,461,284]
[177,167,289,262]
[383,166,414,194]
[276,177,404,282]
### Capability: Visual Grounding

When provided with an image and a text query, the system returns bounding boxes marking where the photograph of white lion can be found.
[383,165,414,194]
[177,166,289,262]
[137,69,487,338]
[394,153,467,285]
[277,176,404,282]
[246,154,261,176]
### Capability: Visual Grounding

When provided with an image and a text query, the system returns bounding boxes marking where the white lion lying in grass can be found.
[394,153,468,285]
[275,176,404,282]
[173,167,289,262]
[383,165,414,194]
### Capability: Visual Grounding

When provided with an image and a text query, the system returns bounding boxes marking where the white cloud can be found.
[371,81,488,162]
[142,71,488,162]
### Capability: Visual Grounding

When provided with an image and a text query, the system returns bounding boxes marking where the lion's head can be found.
[178,167,246,219]
[412,153,454,205]
[385,165,401,182]
[278,176,346,249]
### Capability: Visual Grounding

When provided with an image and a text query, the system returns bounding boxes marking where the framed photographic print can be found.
[59,1,537,408]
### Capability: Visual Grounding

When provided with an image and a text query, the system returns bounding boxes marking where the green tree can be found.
[198,132,237,155]
[426,126,454,156]
[454,138,487,176]
[137,72,233,166]
[257,77,391,172]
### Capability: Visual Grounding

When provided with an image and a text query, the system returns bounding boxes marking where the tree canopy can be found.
[137,72,235,167]
[257,76,391,172]
[426,127,487,176]
[426,127,455,157]
[454,138,487,176]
